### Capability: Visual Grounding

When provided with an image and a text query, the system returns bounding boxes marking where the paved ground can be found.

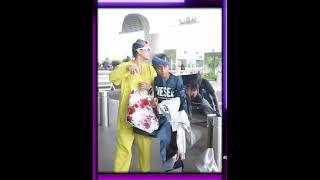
[98,123,217,173]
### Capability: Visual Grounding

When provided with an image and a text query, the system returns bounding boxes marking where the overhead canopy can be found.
[121,13,150,34]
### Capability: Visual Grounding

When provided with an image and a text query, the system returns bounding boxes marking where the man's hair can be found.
[186,83,198,91]
[132,39,148,58]
[186,72,202,91]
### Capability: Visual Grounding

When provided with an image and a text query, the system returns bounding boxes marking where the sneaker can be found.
[166,167,183,173]
[173,159,184,169]
[166,159,184,173]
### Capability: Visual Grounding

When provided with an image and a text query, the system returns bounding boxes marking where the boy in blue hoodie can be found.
[152,55,189,114]
[152,54,190,171]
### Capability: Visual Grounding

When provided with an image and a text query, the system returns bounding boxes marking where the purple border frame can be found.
[98,3,185,7]
[222,0,227,179]
[98,0,185,7]
[93,7,97,180]
[93,0,227,180]
[98,0,184,2]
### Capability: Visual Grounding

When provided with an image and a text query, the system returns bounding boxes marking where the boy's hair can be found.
[152,54,169,69]
[155,53,169,62]
[154,53,170,69]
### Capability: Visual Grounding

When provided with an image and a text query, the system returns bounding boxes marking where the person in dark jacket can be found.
[186,73,221,117]
[180,63,185,70]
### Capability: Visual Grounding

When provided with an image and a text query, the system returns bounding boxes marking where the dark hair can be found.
[155,53,169,62]
[132,39,148,58]
[186,83,198,91]
[154,53,170,68]
[186,72,202,90]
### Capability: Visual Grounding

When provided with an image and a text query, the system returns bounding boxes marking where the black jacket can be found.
[197,78,220,115]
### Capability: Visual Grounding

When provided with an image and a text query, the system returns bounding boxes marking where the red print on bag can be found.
[140,98,149,108]
[143,122,150,129]
[127,107,135,115]
[127,115,132,122]
[127,89,159,133]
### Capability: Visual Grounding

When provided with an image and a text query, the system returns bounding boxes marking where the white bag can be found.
[126,89,159,134]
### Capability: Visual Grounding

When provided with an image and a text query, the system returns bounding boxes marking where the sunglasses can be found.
[137,47,151,53]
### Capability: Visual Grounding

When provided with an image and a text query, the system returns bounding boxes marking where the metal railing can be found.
[98,91,109,127]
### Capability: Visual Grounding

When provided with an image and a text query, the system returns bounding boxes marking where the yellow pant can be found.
[114,127,152,172]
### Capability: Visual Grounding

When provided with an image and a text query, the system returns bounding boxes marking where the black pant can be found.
[167,131,178,160]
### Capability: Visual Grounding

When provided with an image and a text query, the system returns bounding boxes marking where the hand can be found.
[139,82,151,91]
[150,97,158,108]
[127,65,139,75]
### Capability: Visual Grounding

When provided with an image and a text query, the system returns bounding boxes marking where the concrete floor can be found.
[98,125,162,173]
[98,122,217,173]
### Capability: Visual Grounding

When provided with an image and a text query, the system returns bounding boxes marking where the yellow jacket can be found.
[109,61,157,129]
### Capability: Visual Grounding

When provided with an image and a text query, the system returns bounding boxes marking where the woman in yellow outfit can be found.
[109,39,157,172]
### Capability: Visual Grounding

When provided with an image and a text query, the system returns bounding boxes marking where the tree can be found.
[122,56,131,62]
[111,60,121,68]
[204,52,214,70]
[102,59,110,69]
[203,52,216,80]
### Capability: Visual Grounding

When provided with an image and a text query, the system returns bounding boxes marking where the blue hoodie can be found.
[154,73,189,115]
